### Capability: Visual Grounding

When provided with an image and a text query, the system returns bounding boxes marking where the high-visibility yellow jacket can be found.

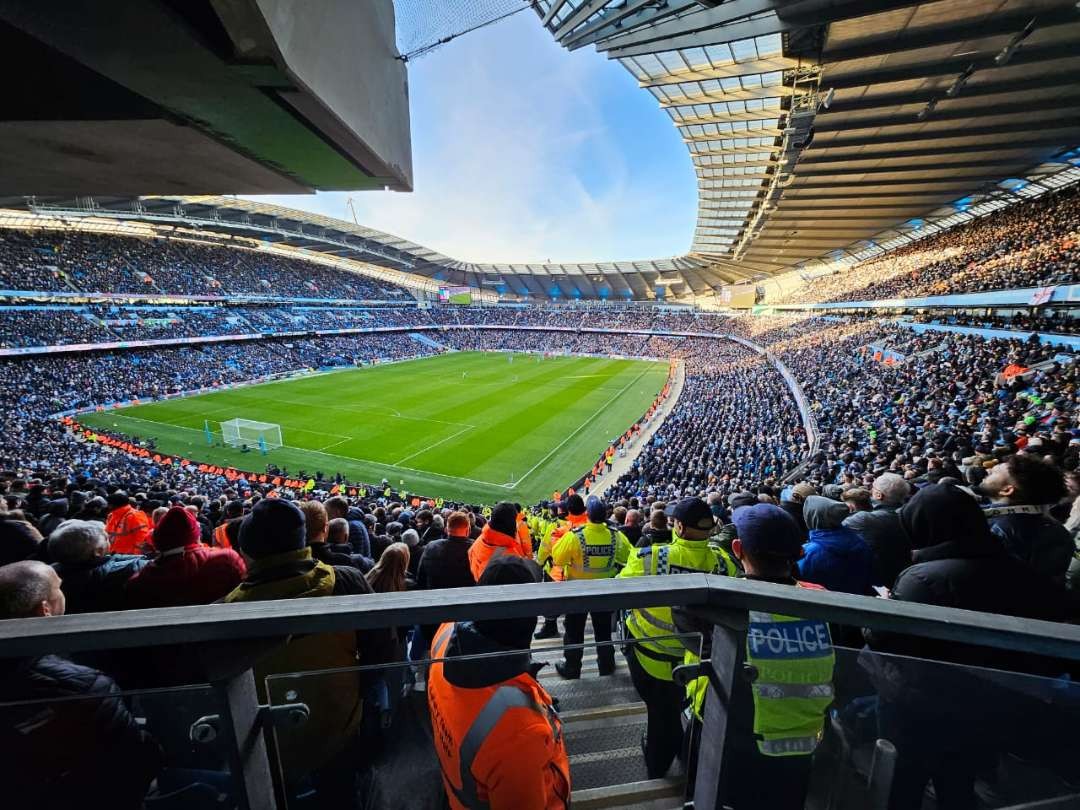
[551,521,632,580]
[686,582,835,757]
[618,532,736,680]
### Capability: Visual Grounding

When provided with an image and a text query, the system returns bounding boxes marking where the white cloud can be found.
[246,14,695,264]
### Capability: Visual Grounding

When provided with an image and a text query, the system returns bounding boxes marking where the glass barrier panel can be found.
[262,616,703,809]
[701,632,1080,810]
[0,679,236,810]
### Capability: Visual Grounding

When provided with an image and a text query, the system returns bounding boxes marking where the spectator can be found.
[50,519,147,614]
[798,496,874,595]
[104,491,153,555]
[0,560,163,810]
[125,506,245,608]
[221,498,376,804]
[639,508,671,548]
[366,542,412,593]
[620,508,643,546]
[843,473,912,589]
[325,495,371,558]
[865,483,1070,810]
[980,454,1073,582]
[780,482,815,540]
[0,499,42,565]
[323,516,373,572]
[468,501,529,581]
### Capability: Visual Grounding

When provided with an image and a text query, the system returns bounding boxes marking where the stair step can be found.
[561,701,646,724]
[572,777,685,809]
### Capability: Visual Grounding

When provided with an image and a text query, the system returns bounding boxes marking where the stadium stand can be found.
[772,185,1080,305]
[6,0,1080,805]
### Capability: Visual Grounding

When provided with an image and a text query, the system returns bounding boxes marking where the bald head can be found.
[0,561,65,619]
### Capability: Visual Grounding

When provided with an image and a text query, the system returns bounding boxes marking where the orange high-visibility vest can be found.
[106,505,153,555]
[468,525,529,581]
[427,623,570,810]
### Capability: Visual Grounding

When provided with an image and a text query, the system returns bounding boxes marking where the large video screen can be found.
[438,286,473,305]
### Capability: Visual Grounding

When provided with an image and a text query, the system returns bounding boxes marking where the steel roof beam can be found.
[789,176,1010,190]
[823,6,1080,63]
[813,97,1080,132]
[824,75,1080,115]
[559,0,701,49]
[823,44,1080,90]
[684,127,784,141]
[582,0,781,53]
[636,56,798,88]
[795,158,1046,177]
[811,121,1080,151]
[658,83,796,107]
[539,0,567,27]
[673,108,786,125]
[598,0,936,57]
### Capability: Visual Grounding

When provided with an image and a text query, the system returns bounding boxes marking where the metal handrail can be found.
[1,575,1077,662]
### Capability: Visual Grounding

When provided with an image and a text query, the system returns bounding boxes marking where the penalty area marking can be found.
[89,413,509,489]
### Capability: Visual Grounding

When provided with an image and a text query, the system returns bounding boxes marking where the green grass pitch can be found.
[78,352,670,503]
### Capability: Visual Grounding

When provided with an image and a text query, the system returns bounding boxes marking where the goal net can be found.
[220,419,283,451]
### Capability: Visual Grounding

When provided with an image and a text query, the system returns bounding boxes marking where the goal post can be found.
[220,419,283,451]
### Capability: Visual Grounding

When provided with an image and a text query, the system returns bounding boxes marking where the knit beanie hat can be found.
[489,501,519,536]
[239,499,306,558]
[153,506,200,551]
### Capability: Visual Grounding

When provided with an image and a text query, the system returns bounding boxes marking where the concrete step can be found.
[572,778,685,810]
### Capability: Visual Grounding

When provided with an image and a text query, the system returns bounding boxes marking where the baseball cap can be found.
[732,504,802,558]
[664,497,716,531]
[586,496,607,523]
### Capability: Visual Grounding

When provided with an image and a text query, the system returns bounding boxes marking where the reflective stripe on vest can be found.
[453,686,537,810]
[572,526,616,577]
[430,625,564,809]
[746,610,835,758]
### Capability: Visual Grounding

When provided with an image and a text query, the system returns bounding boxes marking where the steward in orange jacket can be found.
[468,502,530,582]
[104,493,153,555]
[428,556,570,810]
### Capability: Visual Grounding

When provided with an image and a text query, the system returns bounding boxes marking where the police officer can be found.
[534,497,586,639]
[679,503,834,809]
[551,496,633,679]
[618,497,736,778]
[427,556,570,809]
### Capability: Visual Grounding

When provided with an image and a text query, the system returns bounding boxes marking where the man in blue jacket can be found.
[798,495,874,595]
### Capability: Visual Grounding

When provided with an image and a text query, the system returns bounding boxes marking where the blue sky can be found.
[246,12,696,264]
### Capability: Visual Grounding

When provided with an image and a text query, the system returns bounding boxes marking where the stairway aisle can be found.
[532,617,686,809]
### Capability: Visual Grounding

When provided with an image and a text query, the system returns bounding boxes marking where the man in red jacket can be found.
[126,506,245,608]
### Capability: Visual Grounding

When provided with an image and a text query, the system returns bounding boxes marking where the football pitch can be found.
[78,352,670,503]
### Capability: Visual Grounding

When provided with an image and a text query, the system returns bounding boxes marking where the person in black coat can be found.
[864,483,1071,810]
[0,560,163,809]
[415,511,476,660]
[49,519,147,614]
[979,454,1073,584]
[321,518,373,572]
[842,472,912,588]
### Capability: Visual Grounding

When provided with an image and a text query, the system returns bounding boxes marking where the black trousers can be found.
[562,611,614,672]
[626,649,685,778]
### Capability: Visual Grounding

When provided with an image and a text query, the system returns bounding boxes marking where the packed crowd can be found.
[773,185,1080,304]
[0,304,428,348]
[0,301,1078,809]
[915,310,1080,335]
[0,228,409,299]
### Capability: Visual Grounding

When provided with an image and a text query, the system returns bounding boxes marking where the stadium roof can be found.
[12,0,1080,301]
